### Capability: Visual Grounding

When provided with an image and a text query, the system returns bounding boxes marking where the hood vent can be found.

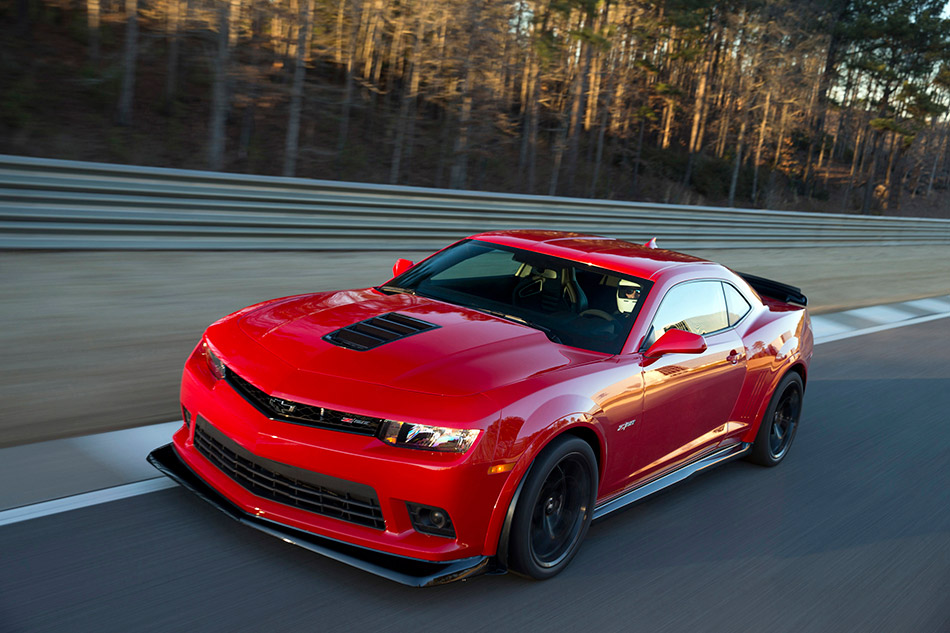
[323,312,440,351]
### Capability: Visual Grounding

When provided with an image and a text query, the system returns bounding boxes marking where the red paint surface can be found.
[173,231,812,562]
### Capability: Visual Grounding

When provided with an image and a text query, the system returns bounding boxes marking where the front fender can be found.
[480,397,607,561]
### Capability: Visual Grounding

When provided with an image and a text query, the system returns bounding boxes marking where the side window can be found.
[645,281,729,348]
[723,282,751,326]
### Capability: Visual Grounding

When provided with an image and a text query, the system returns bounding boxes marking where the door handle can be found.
[727,350,742,364]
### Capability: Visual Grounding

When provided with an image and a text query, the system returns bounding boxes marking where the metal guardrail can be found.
[2,154,950,250]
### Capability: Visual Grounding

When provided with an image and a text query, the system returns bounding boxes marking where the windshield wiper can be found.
[375,285,416,295]
[477,308,563,344]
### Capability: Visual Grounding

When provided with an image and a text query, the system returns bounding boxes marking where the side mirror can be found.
[392,258,414,278]
[645,328,707,358]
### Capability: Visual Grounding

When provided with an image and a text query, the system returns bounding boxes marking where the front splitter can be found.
[147,443,493,587]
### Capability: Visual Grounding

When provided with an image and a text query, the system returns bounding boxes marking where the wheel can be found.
[748,371,804,466]
[508,436,598,579]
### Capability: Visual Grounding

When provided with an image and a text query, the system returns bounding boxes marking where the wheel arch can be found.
[562,425,604,478]
[489,421,604,572]
[788,361,807,389]
[741,362,807,444]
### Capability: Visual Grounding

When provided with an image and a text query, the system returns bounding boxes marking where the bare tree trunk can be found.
[518,54,533,172]
[682,54,711,192]
[715,94,733,158]
[229,0,241,47]
[87,0,100,64]
[660,99,674,149]
[728,115,747,207]
[526,82,539,194]
[384,10,407,96]
[519,44,540,193]
[548,116,568,196]
[631,118,645,196]
[207,0,231,170]
[805,0,847,194]
[335,0,346,65]
[164,0,181,110]
[435,106,452,188]
[941,128,950,191]
[390,3,426,184]
[283,0,315,176]
[237,91,256,163]
[860,131,882,215]
[585,51,601,133]
[566,35,592,195]
[926,129,946,196]
[450,66,473,190]
[116,0,138,126]
[883,132,904,211]
[360,0,383,78]
[336,0,361,171]
[588,76,614,198]
[773,103,787,168]
[843,117,867,208]
[751,90,771,205]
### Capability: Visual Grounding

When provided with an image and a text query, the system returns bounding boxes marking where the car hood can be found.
[233,288,593,397]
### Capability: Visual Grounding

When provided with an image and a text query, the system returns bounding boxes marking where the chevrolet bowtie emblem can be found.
[270,398,297,415]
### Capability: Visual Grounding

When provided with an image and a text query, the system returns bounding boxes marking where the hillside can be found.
[2,0,949,219]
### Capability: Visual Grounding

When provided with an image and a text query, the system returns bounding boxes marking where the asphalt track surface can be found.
[1,319,948,633]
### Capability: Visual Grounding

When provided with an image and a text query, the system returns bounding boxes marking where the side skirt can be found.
[593,442,751,521]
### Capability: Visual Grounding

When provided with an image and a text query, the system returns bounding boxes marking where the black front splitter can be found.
[147,443,494,587]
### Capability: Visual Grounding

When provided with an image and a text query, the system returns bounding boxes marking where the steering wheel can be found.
[579,309,616,322]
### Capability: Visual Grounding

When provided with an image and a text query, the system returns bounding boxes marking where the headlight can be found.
[380,421,480,453]
[203,340,227,380]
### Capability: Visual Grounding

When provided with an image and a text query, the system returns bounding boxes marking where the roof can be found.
[472,230,713,280]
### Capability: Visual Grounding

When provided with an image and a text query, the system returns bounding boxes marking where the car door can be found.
[628,280,747,483]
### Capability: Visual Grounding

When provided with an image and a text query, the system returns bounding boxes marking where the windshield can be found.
[384,240,651,354]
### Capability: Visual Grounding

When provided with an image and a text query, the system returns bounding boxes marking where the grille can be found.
[323,312,439,351]
[227,371,383,436]
[194,420,386,530]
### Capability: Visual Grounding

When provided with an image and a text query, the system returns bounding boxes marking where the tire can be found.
[748,371,804,467]
[508,435,598,579]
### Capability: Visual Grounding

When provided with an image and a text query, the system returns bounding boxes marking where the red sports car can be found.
[149,230,812,585]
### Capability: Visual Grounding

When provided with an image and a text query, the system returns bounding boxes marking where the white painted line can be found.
[809,316,853,338]
[69,421,183,481]
[815,311,950,345]
[0,420,182,512]
[0,478,177,528]
[903,297,950,313]
[2,300,948,526]
[846,305,918,324]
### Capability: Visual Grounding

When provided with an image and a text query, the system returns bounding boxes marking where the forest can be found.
[2,0,950,216]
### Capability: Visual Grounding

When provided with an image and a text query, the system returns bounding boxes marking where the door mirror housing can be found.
[645,328,707,358]
[392,258,414,278]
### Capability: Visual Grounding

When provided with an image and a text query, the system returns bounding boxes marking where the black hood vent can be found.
[323,312,440,351]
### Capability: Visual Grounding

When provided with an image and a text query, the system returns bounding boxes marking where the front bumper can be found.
[148,443,494,587]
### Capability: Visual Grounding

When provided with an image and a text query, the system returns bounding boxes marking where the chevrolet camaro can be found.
[149,230,812,586]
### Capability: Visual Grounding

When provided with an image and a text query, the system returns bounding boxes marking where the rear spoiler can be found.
[737,272,807,307]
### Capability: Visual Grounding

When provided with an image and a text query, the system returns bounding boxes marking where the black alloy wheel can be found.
[749,371,804,467]
[508,436,598,579]
[769,384,802,460]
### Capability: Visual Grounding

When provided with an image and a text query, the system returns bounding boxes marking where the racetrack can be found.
[1,318,947,633]
[3,245,950,447]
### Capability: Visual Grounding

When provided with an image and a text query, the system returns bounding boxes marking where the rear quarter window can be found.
[723,282,752,325]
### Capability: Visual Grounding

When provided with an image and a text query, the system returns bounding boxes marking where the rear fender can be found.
[741,360,807,443]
